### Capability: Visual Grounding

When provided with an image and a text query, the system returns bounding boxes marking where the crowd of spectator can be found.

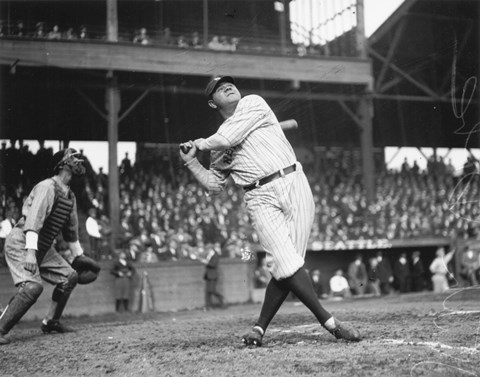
[115,152,255,263]
[308,150,479,244]
[0,20,244,53]
[288,244,480,300]
[328,250,430,298]
[2,139,480,271]
[0,19,328,57]
[0,20,89,41]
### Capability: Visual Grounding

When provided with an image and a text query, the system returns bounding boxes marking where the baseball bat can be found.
[279,119,298,131]
[180,119,298,153]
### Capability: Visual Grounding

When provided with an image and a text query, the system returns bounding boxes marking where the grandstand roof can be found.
[368,0,480,148]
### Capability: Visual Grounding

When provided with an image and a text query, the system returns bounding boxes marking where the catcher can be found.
[0,148,100,345]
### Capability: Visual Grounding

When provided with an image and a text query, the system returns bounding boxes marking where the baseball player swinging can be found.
[180,76,361,346]
[0,148,101,345]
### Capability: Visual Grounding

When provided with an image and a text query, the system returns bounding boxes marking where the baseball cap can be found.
[204,76,235,98]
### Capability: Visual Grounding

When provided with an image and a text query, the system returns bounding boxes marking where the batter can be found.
[180,76,361,346]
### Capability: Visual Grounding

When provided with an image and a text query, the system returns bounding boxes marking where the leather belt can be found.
[244,164,296,191]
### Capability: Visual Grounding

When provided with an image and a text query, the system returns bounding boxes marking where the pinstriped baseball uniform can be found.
[189,94,315,279]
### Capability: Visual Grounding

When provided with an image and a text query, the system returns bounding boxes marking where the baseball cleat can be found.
[241,327,263,347]
[41,319,76,334]
[329,319,361,342]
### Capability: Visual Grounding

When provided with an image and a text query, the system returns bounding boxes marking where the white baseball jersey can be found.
[186,94,315,279]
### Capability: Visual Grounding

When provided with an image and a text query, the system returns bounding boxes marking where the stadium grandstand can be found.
[0,0,480,314]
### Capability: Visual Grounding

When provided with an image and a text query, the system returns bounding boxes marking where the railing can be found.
[0,5,361,59]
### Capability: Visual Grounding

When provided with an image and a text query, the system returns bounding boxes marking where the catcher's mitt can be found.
[71,255,101,284]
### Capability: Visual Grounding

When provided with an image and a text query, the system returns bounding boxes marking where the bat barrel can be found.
[279,119,298,131]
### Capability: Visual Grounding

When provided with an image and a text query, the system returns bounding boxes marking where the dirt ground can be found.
[1,288,479,377]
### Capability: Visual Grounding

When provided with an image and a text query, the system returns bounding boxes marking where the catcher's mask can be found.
[52,148,86,176]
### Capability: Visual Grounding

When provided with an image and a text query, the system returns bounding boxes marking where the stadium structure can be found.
[0,0,479,314]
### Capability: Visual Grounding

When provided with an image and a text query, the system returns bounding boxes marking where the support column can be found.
[106,0,120,249]
[277,0,287,53]
[356,0,375,203]
[359,99,375,203]
[106,0,118,42]
[355,0,366,58]
[106,71,120,249]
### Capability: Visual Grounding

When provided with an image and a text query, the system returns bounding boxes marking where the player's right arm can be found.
[180,141,228,195]
[197,95,272,151]
[23,181,56,233]
[23,181,56,273]
[444,248,456,264]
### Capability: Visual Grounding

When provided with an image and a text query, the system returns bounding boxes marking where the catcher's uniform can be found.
[187,94,314,279]
[5,178,79,286]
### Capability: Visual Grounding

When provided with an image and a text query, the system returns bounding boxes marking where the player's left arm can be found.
[197,95,271,151]
[62,193,81,255]
[63,193,101,283]
[180,143,229,195]
[184,158,228,195]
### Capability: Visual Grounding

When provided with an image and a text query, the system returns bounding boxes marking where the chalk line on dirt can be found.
[381,338,479,355]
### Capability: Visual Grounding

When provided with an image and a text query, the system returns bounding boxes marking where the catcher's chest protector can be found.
[37,185,74,261]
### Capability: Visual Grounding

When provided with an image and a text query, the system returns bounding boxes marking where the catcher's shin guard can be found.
[51,271,78,320]
[0,282,44,336]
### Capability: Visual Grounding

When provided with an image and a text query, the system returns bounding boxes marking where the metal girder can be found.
[96,82,477,104]
[9,76,475,105]
[369,2,476,106]
[374,17,407,92]
[368,47,440,100]
[118,90,150,123]
[378,60,429,94]
[336,100,363,130]
[73,85,150,123]
[74,88,108,121]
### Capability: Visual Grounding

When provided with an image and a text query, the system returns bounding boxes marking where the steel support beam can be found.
[106,0,120,249]
[106,70,120,250]
[369,47,440,100]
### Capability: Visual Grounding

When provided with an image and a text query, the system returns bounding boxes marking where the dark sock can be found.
[255,278,290,333]
[282,268,332,325]
[215,293,224,306]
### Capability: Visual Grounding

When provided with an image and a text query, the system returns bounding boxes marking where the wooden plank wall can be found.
[0,259,255,321]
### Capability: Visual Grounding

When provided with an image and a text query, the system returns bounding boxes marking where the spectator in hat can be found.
[111,251,135,312]
[411,251,427,292]
[347,254,368,296]
[393,253,411,293]
[374,251,394,295]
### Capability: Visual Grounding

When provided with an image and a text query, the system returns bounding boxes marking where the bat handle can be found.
[180,143,192,154]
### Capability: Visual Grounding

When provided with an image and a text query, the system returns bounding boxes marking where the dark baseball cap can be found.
[204,76,235,98]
